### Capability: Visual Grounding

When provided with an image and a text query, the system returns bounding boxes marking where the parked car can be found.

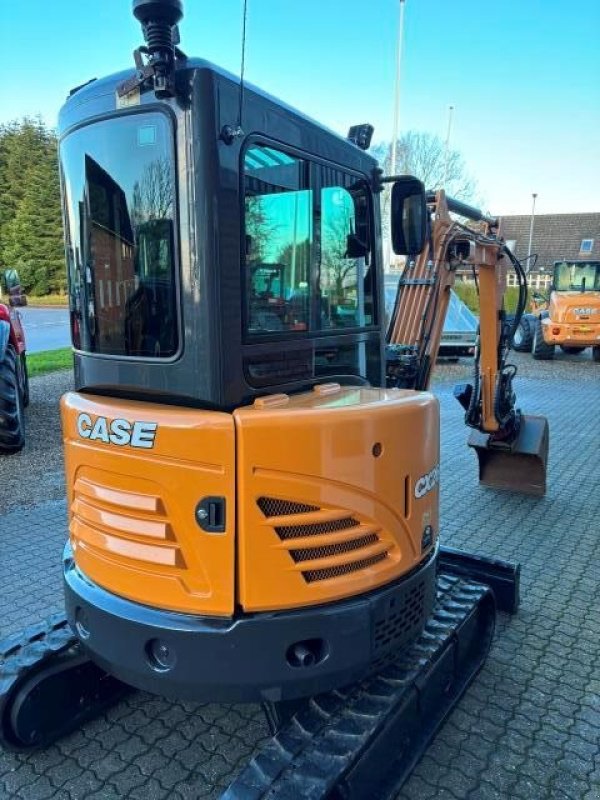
[439,289,478,356]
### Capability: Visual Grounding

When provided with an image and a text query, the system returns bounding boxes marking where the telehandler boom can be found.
[0,2,547,797]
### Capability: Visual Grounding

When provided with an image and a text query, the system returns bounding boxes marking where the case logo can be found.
[573,307,596,315]
[414,464,440,499]
[76,413,158,449]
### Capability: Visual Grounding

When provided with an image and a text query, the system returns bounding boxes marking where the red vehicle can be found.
[0,269,29,454]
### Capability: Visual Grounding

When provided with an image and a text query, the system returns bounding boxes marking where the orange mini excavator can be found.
[0,3,548,797]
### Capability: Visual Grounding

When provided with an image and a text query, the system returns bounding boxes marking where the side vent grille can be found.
[257,497,319,517]
[304,552,388,583]
[257,496,391,585]
[275,517,359,540]
[373,581,426,653]
[290,533,379,563]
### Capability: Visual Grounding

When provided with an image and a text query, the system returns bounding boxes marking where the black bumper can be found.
[63,545,437,703]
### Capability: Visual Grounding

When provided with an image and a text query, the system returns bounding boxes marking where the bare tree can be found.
[321,201,357,303]
[132,158,173,224]
[372,131,479,250]
[372,131,478,201]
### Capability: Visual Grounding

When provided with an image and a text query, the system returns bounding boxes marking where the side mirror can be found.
[346,233,368,259]
[390,176,427,256]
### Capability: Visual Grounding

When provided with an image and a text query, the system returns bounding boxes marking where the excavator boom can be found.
[387,189,549,495]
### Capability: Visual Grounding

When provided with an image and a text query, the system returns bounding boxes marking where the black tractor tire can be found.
[0,345,26,454]
[532,317,555,360]
[593,346,600,363]
[512,315,534,352]
[560,345,586,355]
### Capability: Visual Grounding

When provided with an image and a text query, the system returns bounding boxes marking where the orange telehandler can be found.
[0,2,548,796]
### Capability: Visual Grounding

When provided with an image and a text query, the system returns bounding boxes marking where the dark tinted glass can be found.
[320,184,373,329]
[553,261,600,291]
[243,144,375,338]
[60,113,178,357]
[244,146,312,335]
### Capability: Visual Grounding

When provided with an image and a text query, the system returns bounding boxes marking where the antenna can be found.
[221,0,249,144]
[238,0,249,131]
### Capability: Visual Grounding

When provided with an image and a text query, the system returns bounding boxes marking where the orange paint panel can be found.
[541,316,600,346]
[62,392,236,615]
[73,544,208,611]
[235,386,440,611]
[74,478,162,513]
[72,498,170,540]
[72,518,182,566]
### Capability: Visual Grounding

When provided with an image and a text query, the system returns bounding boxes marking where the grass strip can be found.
[27,348,72,377]
[24,295,69,307]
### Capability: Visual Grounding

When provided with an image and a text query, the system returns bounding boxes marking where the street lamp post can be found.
[386,0,406,273]
[442,104,454,189]
[526,192,538,273]
[390,0,407,177]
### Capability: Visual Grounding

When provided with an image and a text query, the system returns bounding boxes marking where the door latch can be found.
[195,497,226,533]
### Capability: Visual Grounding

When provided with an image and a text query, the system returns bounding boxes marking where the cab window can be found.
[244,147,312,334]
[243,143,374,338]
[320,184,372,329]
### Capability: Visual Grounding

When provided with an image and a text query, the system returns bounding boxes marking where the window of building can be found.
[243,144,374,338]
[580,238,594,253]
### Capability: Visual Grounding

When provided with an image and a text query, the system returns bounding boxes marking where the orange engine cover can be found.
[234,385,439,611]
[62,385,440,617]
[61,392,236,615]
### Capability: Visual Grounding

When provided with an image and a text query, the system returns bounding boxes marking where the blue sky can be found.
[2,0,598,215]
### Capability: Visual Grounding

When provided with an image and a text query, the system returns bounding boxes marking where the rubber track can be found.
[222,575,493,800]
[0,614,77,749]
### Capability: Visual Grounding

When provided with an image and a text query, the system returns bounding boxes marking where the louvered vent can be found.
[289,533,379,563]
[303,552,388,583]
[257,497,319,517]
[275,517,359,540]
[373,581,426,653]
[257,496,390,584]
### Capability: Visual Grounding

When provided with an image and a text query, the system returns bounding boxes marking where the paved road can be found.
[0,354,598,799]
[18,306,70,353]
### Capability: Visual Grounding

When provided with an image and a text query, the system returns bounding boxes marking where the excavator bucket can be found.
[467,414,549,496]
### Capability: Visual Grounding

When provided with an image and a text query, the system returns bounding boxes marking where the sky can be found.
[1,0,599,215]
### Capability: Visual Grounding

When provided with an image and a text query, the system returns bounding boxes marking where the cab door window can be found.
[320,184,373,329]
[244,146,312,335]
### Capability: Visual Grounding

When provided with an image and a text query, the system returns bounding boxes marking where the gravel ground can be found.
[0,347,596,513]
[0,370,73,513]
